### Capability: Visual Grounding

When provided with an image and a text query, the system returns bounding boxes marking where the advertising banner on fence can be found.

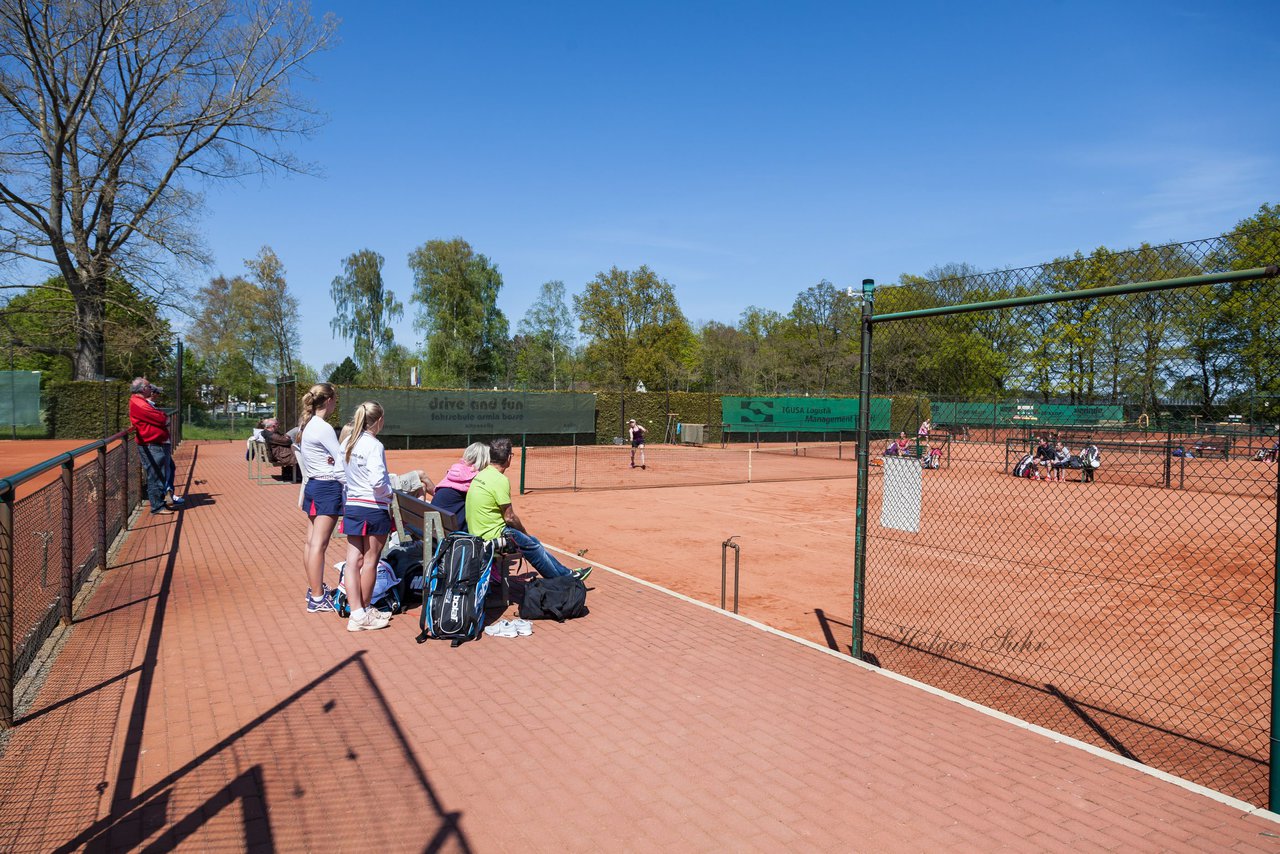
[721,396,891,432]
[932,401,1123,426]
[339,389,595,436]
[0,371,41,427]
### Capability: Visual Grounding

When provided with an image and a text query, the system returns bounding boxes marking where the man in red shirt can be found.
[129,377,174,515]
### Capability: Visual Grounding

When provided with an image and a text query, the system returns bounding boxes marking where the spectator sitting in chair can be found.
[1050,441,1072,482]
[465,437,591,582]
[260,418,298,482]
[429,441,490,531]
[1033,436,1055,480]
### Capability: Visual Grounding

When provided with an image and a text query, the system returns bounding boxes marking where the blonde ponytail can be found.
[344,401,385,463]
[299,382,336,431]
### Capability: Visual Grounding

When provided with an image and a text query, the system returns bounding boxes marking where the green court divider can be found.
[0,371,41,428]
[721,396,891,433]
[337,388,595,436]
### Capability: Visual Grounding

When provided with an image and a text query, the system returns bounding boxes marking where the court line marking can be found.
[546,542,1280,824]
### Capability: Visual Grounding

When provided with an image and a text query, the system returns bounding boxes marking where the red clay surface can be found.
[519,440,1278,806]
[0,438,127,499]
[0,440,1277,852]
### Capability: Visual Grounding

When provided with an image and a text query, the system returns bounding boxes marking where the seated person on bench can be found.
[429,442,490,532]
[465,437,591,582]
[260,418,298,481]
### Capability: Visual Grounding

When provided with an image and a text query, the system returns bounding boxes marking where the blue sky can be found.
[193,0,1280,373]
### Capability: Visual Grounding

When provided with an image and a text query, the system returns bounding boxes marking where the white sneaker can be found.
[484,620,518,638]
[508,618,533,636]
[347,610,391,632]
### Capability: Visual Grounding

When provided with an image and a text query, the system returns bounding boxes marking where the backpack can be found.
[1082,446,1101,469]
[1013,453,1036,478]
[519,575,588,622]
[416,533,495,647]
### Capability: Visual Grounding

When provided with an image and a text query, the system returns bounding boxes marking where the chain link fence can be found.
[852,233,1280,806]
[3,432,143,717]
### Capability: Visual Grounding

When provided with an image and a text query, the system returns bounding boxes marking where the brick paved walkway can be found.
[0,441,1278,852]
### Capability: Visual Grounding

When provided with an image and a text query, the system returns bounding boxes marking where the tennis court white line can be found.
[545,542,1280,824]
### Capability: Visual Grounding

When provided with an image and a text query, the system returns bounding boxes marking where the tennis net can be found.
[520,441,871,492]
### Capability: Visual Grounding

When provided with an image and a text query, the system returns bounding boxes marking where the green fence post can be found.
[852,278,876,661]
[60,457,73,625]
[519,434,527,495]
[1271,451,1280,813]
[98,445,108,576]
[0,491,12,728]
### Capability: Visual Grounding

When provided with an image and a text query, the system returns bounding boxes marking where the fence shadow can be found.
[28,445,470,853]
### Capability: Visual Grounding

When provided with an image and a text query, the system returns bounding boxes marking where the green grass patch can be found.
[182,423,249,441]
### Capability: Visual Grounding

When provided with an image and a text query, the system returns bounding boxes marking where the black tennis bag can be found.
[1013,453,1036,478]
[416,533,495,647]
[519,575,588,622]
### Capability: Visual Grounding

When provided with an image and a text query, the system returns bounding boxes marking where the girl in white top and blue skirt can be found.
[298,383,344,613]
[341,401,394,632]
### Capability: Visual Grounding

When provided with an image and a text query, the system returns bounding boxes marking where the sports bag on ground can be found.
[519,575,588,622]
[416,533,495,647]
[1013,453,1036,478]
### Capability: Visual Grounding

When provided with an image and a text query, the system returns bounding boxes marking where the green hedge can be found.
[47,381,133,439]
[593,391,724,445]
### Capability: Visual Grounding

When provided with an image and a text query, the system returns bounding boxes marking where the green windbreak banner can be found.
[0,371,41,426]
[932,401,1123,426]
[339,388,595,435]
[721,396,891,432]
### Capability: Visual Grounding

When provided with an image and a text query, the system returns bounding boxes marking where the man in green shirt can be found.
[465,437,591,582]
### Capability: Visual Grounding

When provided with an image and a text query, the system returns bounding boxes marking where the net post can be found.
[852,278,875,662]
[519,434,527,495]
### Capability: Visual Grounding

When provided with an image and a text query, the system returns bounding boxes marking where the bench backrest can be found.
[391,490,459,548]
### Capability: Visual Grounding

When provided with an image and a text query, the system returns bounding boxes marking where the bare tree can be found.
[0,0,336,378]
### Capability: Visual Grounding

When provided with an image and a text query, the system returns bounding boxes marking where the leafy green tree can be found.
[737,306,789,393]
[787,280,858,393]
[0,1,334,379]
[186,274,269,403]
[575,266,694,391]
[244,247,301,377]
[1216,204,1280,397]
[328,357,361,385]
[0,275,171,382]
[516,281,576,390]
[330,250,404,384]
[408,238,509,387]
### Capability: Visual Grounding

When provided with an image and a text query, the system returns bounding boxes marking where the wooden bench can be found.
[248,441,297,485]
[389,489,459,552]
[390,490,519,609]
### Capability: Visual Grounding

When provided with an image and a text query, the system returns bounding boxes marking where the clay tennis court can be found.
[483,438,1277,806]
[0,438,127,498]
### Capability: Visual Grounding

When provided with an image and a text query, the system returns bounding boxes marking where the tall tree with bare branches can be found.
[0,0,335,379]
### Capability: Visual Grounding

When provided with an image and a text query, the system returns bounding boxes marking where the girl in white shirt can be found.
[298,383,344,613]
[340,401,394,632]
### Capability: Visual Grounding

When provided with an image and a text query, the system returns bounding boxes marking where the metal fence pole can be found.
[0,493,12,728]
[1271,448,1280,813]
[97,445,108,574]
[123,433,131,528]
[60,458,73,625]
[851,278,876,661]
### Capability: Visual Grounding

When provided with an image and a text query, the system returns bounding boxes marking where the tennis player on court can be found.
[628,418,647,469]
